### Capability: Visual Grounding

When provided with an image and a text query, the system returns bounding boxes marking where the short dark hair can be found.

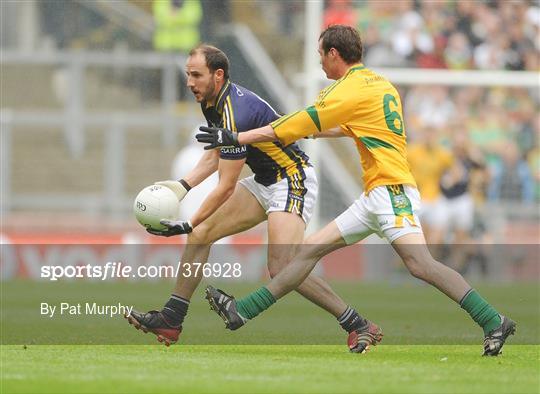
[319,25,363,64]
[189,44,230,79]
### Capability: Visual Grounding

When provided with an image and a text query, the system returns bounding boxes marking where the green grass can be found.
[1,281,539,393]
[2,345,539,393]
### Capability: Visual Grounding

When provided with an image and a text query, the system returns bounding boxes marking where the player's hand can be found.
[154,180,190,201]
[196,126,239,150]
[146,220,193,237]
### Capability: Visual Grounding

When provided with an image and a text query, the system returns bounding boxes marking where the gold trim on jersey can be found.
[226,96,237,132]
[215,80,230,110]
[222,97,237,132]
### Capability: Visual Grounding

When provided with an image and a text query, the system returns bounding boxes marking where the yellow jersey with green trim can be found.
[271,64,416,193]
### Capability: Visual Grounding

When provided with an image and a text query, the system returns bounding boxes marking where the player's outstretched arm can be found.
[309,127,347,139]
[196,125,278,149]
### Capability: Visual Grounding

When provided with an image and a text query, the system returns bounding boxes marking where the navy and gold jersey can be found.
[201,81,310,186]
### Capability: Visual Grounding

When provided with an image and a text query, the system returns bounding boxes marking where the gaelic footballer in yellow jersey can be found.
[271,64,416,194]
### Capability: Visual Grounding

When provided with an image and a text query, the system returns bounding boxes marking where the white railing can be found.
[293,68,539,89]
[74,0,154,42]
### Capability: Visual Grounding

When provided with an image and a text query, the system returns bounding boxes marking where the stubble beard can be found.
[203,79,218,105]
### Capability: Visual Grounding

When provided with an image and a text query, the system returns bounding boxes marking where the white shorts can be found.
[335,184,423,244]
[239,166,318,224]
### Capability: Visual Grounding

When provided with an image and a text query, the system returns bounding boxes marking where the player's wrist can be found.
[154,180,189,201]
[178,179,192,192]
[230,131,240,146]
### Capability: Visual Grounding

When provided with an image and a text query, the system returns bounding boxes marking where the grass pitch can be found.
[2,345,538,393]
[1,281,539,393]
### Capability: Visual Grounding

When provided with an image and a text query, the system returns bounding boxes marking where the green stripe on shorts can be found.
[386,185,413,216]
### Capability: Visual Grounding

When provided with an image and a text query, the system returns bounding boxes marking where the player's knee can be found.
[267,245,300,278]
[187,225,214,245]
[267,265,282,279]
[267,254,291,278]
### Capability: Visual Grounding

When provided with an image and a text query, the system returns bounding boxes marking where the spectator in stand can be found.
[526,113,540,201]
[323,0,357,28]
[526,5,540,53]
[420,0,453,36]
[408,126,453,246]
[474,34,508,70]
[354,0,535,71]
[470,3,500,44]
[357,0,397,42]
[416,86,455,129]
[488,142,534,203]
[439,129,487,273]
[444,31,473,69]
[153,0,202,98]
[454,0,482,46]
[453,86,483,118]
[502,87,536,155]
[153,0,202,53]
[392,5,434,65]
[417,34,447,69]
[468,103,508,168]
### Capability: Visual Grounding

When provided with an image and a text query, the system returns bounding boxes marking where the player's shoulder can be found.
[320,65,388,98]
[228,82,280,127]
[229,83,275,109]
[349,66,397,91]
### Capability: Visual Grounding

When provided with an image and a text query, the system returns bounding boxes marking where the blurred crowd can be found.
[404,85,538,203]
[324,0,539,70]
[404,84,538,274]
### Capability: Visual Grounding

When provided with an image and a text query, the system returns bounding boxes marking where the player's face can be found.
[318,40,337,80]
[185,53,220,104]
